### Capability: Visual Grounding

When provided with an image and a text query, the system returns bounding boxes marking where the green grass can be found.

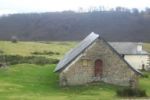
[0,41,76,59]
[0,64,118,100]
[0,41,150,100]
[139,71,150,96]
[0,64,149,100]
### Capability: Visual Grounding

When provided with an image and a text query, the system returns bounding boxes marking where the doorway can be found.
[94,59,103,77]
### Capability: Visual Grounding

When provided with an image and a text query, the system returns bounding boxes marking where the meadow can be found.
[0,41,76,59]
[0,41,150,100]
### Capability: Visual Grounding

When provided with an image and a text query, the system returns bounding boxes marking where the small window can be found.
[82,59,88,67]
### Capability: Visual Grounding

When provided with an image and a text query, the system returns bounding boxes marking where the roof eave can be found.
[54,33,99,72]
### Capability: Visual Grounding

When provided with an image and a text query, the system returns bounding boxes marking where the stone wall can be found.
[59,39,139,86]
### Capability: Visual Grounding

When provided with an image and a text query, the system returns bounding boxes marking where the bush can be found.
[117,88,147,97]
[25,56,59,65]
[31,51,60,56]
[11,36,18,43]
[0,55,59,65]
[142,74,149,78]
[0,50,4,54]
[140,71,149,78]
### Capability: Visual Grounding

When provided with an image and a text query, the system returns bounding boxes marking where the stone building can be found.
[109,42,149,70]
[54,32,142,86]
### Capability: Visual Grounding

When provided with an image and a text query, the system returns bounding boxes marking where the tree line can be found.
[0,7,150,42]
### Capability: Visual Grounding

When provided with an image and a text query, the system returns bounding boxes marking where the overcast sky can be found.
[0,0,150,15]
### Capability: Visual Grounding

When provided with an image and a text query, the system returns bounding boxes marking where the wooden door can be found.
[94,59,103,77]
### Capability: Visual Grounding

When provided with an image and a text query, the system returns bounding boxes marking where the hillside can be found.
[0,10,150,42]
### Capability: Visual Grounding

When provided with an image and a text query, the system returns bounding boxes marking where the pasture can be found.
[0,41,149,100]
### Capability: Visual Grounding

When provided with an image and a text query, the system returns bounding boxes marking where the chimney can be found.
[137,42,142,53]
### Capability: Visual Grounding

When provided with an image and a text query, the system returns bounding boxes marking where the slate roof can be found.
[54,32,99,72]
[54,32,142,75]
[109,42,149,55]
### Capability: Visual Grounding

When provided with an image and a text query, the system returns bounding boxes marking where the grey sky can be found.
[0,0,150,15]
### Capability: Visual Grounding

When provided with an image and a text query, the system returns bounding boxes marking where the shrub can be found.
[31,51,60,56]
[25,56,59,65]
[0,50,4,54]
[142,74,149,78]
[0,55,59,65]
[117,87,147,97]
[11,36,18,43]
[140,71,149,78]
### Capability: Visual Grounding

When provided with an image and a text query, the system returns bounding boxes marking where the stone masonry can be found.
[59,38,139,86]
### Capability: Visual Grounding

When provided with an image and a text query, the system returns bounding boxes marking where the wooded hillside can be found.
[0,8,150,42]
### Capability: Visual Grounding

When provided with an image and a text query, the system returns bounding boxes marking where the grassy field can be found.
[0,41,149,100]
[0,41,76,59]
[0,64,120,100]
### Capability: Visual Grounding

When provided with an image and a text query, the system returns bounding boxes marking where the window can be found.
[82,59,88,67]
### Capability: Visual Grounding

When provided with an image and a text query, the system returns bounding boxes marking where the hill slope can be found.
[0,11,150,42]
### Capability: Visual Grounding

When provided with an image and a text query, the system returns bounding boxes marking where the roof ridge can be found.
[54,32,99,72]
[102,38,142,75]
[54,32,142,75]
